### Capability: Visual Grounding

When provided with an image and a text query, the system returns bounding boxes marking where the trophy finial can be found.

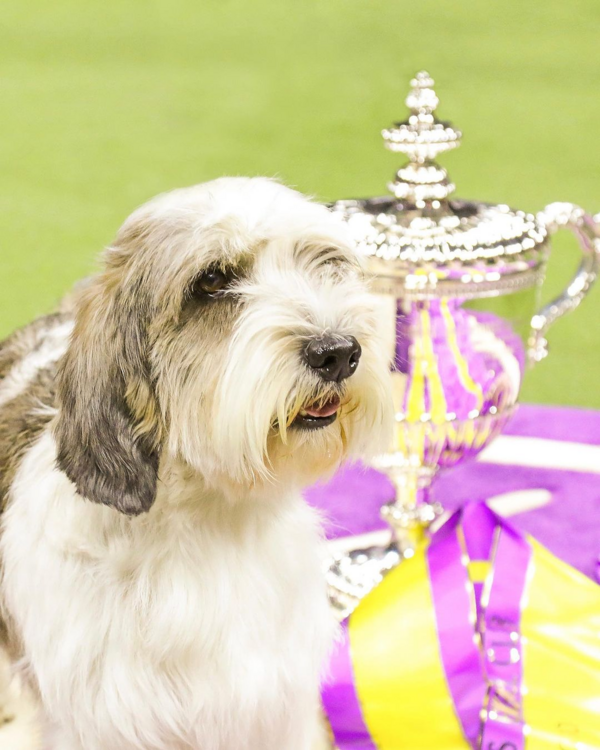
[406,71,438,115]
[383,71,461,205]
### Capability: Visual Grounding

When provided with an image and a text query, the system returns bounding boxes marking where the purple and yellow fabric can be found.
[395,300,524,421]
[393,299,524,468]
[321,502,600,749]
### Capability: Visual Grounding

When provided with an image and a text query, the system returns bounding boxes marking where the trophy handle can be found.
[529,202,600,363]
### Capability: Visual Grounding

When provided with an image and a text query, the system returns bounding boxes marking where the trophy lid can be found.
[332,71,550,299]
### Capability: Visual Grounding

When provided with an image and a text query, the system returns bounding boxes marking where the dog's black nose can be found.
[304,335,362,382]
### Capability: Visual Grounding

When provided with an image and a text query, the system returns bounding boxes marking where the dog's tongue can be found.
[303,396,340,418]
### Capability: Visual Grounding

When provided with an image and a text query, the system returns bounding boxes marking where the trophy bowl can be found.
[326,71,600,619]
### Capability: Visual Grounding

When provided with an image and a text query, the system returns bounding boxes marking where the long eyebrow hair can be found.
[291,242,360,279]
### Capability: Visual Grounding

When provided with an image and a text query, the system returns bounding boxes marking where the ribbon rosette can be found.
[322,502,600,749]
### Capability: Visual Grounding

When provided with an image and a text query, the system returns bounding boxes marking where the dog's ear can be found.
[54,273,162,516]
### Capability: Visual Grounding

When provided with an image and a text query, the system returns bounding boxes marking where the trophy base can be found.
[326,532,401,621]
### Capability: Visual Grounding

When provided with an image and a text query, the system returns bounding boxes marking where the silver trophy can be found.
[326,71,600,620]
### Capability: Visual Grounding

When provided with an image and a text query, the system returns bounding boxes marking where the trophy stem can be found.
[381,468,442,555]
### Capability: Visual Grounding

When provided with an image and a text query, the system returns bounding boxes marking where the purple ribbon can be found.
[321,621,377,749]
[429,503,532,749]
[427,512,488,746]
[480,523,531,750]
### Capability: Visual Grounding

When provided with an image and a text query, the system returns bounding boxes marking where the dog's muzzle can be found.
[291,335,361,431]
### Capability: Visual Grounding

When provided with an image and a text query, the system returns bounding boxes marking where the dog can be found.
[0,177,391,749]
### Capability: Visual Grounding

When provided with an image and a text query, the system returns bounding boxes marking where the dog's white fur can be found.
[0,178,390,749]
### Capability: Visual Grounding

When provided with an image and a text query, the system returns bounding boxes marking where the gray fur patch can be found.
[0,312,66,382]
[0,314,69,512]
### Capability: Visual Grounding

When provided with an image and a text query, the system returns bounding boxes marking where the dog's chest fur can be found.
[1,408,332,748]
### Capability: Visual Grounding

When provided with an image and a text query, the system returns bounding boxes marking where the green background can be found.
[2,0,599,407]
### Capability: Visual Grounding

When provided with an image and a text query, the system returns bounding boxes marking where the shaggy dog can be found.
[0,177,390,749]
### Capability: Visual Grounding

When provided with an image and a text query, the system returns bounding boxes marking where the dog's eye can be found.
[191,269,229,296]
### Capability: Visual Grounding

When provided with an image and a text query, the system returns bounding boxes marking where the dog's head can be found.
[54,178,392,514]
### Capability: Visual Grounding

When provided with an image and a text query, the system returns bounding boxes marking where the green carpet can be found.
[1,0,599,406]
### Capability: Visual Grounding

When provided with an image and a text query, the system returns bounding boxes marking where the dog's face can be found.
[54,178,391,514]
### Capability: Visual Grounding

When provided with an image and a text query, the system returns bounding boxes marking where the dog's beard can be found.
[198,323,391,490]
[167,337,390,490]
